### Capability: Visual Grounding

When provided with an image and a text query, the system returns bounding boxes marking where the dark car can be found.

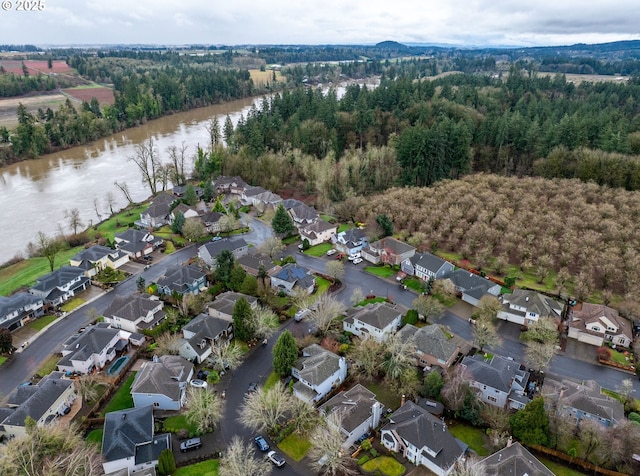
[196,369,210,380]
[267,450,286,467]
[245,381,258,396]
[180,437,202,452]
[142,255,153,261]
[254,435,270,452]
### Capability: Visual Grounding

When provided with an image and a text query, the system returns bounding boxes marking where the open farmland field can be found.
[0,59,74,75]
[532,71,628,84]
[249,69,284,86]
[62,86,115,105]
[0,93,68,129]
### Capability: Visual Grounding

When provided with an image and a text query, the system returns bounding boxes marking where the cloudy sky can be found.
[1,0,639,47]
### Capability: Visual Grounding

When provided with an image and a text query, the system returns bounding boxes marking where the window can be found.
[153,402,160,407]
[488,396,497,403]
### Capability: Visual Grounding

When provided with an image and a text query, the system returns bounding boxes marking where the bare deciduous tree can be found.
[524,340,557,372]
[325,260,345,283]
[105,191,116,215]
[412,294,445,322]
[129,137,162,195]
[348,338,383,381]
[75,374,101,404]
[114,181,133,205]
[238,381,294,434]
[259,236,285,260]
[182,217,207,241]
[441,366,472,412]
[153,331,181,356]
[350,287,365,306]
[92,196,102,222]
[206,340,244,372]
[449,457,487,476]
[252,305,279,340]
[308,412,357,476]
[380,333,415,380]
[36,231,66,272]
[184,387,222,434]
[472,320,501,352]
[309,293,346,337]
[166,143,189,186]
[219,435,272,476]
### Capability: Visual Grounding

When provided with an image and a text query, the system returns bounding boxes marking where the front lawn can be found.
[361,456,405,476]
[29,314,58,331]
[448,422,489,456]
[403,277,423,292]
[315,276,331,295]
[61,297,85,312]
[305,243,333,256]
[355,297,387,307]
[0,356,7,365]
[364,380,401,410]
[163,414,199,436]
[433,291,458,307]
[607,348,634,366]
[365,266,396,278]
[337,223,352,233]
[86,429,103,446]
[37,354,61,377]
[173,459,219,476]
[278,432,312,461]
[102,372,136,415]
[263,371,280,391]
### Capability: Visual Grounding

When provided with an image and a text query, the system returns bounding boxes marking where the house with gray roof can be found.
[381,401,466,476]
[208,291,258,321]
[0,292,44,331]
[57,324,132,375]
[292,344,347,405]
[270,263,316,296]
[299,220,338,246]
[114,229,161,258]
[169,203,201,224]
[343,302,402,343]
[198,237,249,267]
[497,289,563,327]
[29,265,90,307]
[320,384,384,448]
[200,211,225,233]
[568,302,633,348]
[542,377,624,427]
[179,312,235,364]
[0,371,76,439]
[479,439,554,476]
[236,252,280,277]
[69,245,129,277]
[241,186,282,212]
[362,237,416,266]
[401,252,454,281]
[399,324,461,369]
[131,355,193,411]
[102,294,166,333]
[138,192,175,228]
[460,354,530,410]
[156,265,207,297]
[213,176,248,196]
[446,269,501,307]
[334,228,368,256]
[288,203,319,227]
[102,405,171,475]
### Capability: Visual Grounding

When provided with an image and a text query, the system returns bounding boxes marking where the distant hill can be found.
[375,41,407,49]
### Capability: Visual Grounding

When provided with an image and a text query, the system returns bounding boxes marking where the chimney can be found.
[401,395,406,407]
[507,436,513,448]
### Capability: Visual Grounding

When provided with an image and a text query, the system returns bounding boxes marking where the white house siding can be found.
[133,393,181,411]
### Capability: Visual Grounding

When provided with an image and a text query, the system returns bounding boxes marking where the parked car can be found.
[17,381,32,388]
[352,257,363,265]
[254,435,270,452]
[196,369,210,380]
[295,308,310,322]
[245,381,258,396]
[142,255,153,261]
[180,437,202,452]
[326,249,337,256]
[212,236,222,241]
[267,450,286,467]
[189,379,208,389]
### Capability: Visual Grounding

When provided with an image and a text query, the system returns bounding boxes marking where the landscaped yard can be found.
[28,314,58,331]
[364,380,402,410]
[102,372,136,415]
[315,276,331,295]
[337,223,353,233]
[263,371,280,391]
[361,456,405,476]
[606,347,634,366]
[365,266,396,278]
[356,297,387,306]
[448,422,489,456]
[305,243,333,256]
[87,204,147,243]
[86,428,103,446]
[36,354,61,377]
[173,459,219,476]
[163,414,199,436]
[538,456,587,476]
[61,297,85,312]
[278,432,312,461]
[403,277,423,292]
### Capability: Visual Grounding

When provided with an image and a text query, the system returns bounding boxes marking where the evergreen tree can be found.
[212,196,227,213]
[172,211,185,234]
[0,327,13,353]
[510,396,549,446]
[183,184,198,206]
[376,213,394,237]
[202,180,214,203]
[272,330,298,377]
[232,297,254,342]
[215,249,235,285]
[271,203,295,237]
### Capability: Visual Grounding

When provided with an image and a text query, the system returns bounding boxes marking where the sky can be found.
[1,0,640,48]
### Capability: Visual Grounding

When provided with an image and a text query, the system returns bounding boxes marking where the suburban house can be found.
[343,302,402,343]
[0,371,76,439]
[69,245,129,277]
[270,263,316,296]
[542,377,624,427]
[236,252,280,278]
[114,229,161,259]
[172,185,203,199]
[479,439,554,476]
[198,237,249,267]
[401,252,454,281]
[292,344,347,404]
[57,324,132,375]
[179,312,235,364]
[138,192,175,228]
[213,176,248,196]
[333,228,368,257]
[28,265,90,307]
[460,354,531,410]
[446,270,501,307]
[200,211,225,233]
[240,186,282,212]
[299,220,338,246]
[288,203,319,227]
[131,355,193,411]
[398,324,461,370]
[169,203,201,224]
[102,294,166,333]
[497,289,563,326]
[0,292,44,331]
[568,302,633,348]
[381,401,466,476]
[319,384,384,448]
[102,405,171,475]
[208,291,258,321]
[361,237,416,266]
[156,265,207,296]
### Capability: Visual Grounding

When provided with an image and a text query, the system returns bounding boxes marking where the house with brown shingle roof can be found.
[568,302,633,348]
[362,237,416,266]
[102,294,166,334]
[479,439,554,475]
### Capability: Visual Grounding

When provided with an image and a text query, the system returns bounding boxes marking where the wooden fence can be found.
[529,444,629,476]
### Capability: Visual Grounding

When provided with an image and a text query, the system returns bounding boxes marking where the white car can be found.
[189,379,208,389]
[348,253,360,261]
[352,257,363,265]
[326,249,337,256]
[267,450,286,467]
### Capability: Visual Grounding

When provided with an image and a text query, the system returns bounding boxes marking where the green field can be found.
[448,423,489,456]
[102,373,136,415]
[304,243,332,256]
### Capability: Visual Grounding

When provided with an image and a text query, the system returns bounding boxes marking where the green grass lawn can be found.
[361,456,405,476]
[282,235,300,245]
[337,223,353,233]
[448,423,489,456]
[87,204,147,242]
[607,348,634,366]
[433,291,458,307]
[61,297,85,312]
[365,266,396,278]
[163,414,199,435]
[315,276,331,295]
[278,432,312,461]
[364,380,401,410]
[29,314,58,331]
[86,429,103,447]
[173,459,219,476]
[36,354,61,377]
[305,243,332,256]
[0,356,7,365]
[538,457,586,476]
[263,371,280,391]
[102,373,136,415]
[403,277,422,292]
[355,297,387,306]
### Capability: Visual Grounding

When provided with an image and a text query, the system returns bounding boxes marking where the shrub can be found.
[358,455,370,465]
[369,448,378,457]
[403,309,419,326]
[629,412,640,424]
[207,370,220,385]
[597,346,612,361]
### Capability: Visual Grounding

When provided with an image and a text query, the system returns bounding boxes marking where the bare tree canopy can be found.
[308,412,357,476]
[219,435,272,476]
[184,387,222,434]
[309,293,346,337]
[36,230,66,272]
[129,137,162,195]
[238,381,294,434]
